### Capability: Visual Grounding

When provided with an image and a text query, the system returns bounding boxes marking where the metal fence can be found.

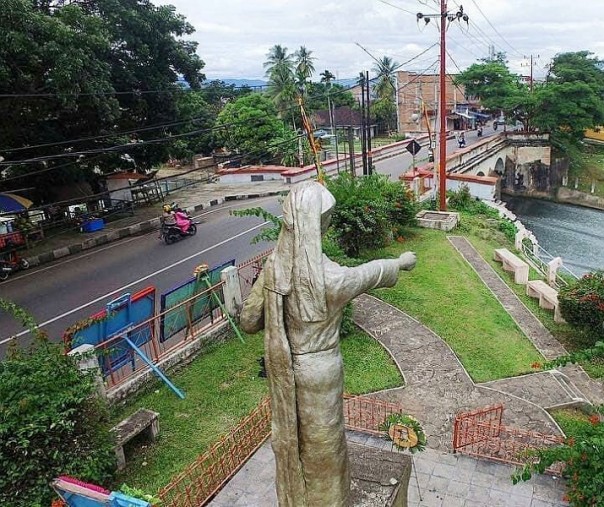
[158,398,272,507]
[453,404,565,475]
[157,394,407,507]
[94,252,273,391]
[343,395,407,435]
[237,249,272,299]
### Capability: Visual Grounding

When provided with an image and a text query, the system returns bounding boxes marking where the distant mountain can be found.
[207,78,268,89]
[204,77,360,89]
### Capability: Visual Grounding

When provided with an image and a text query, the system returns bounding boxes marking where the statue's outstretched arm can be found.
[331,252,417,305]
[240,271,266,333]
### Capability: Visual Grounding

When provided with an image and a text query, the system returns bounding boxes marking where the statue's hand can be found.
[398,252,417,271]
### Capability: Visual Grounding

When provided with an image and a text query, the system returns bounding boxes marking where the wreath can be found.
[379,413,427,453]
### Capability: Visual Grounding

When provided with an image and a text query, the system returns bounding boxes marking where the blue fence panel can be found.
[159,260,234,342]
[68,288,156,376]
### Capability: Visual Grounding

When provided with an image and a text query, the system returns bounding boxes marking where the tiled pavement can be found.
[210,433,569,507]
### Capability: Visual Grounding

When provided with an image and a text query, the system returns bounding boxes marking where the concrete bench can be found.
[112,408,159,470]
[493,248,529,284]
[526,280,565,323]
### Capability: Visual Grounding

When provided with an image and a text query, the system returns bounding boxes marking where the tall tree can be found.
[0,0,205,198]
[264,45,296,121]
[294,46,316,86]
[454,59,519,111]
[213,93,294,164]
[372,56,400,133]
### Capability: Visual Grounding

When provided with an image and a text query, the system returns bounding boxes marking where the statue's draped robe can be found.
[240,181,402,507]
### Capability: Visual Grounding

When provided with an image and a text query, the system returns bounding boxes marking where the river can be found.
[504,196,604,276]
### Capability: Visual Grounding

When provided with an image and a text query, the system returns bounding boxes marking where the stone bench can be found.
[493,248,529,284]
[526,280,565,323]
[112,408,159,470]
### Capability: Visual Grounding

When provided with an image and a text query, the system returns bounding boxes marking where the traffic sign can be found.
[405,140,422,156]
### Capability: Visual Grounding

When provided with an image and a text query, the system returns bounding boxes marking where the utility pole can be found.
[366,70,373,175]
[523,54,539,92]
[347,127,356,177]
[359,72,368,175]
[417,2,468,211]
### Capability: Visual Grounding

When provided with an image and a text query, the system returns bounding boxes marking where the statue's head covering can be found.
[265,181,336,322]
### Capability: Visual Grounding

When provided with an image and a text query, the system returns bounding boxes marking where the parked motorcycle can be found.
[0,254,30,281]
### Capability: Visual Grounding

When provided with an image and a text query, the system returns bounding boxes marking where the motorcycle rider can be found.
[457,131,466,148]
[174,209,191,233]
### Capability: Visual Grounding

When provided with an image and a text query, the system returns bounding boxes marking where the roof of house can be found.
[312,106,364,128]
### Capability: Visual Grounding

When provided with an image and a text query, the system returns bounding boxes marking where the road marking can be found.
[0,220,271,344]
[0,197,276,284]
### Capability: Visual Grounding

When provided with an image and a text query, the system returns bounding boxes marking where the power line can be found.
[1,116,209,154]
[468,0,523,58]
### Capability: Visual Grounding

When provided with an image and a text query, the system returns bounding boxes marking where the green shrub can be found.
[0,339,115,506]
[326,173,418,257]
[559,271,604,346]
[513,411,604,506]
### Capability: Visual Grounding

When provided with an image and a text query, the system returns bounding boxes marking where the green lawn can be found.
[110,328,402,492]
[568,143,604,196]
[368,228,544,383]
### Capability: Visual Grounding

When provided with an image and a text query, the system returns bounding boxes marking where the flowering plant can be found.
[379,413,427,453]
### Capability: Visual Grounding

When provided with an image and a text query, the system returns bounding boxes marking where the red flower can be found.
[531,361,542,370]
[589,414,600,426]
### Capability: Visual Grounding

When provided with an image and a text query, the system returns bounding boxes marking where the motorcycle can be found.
[0,253,30,281]
[159,206,199,245]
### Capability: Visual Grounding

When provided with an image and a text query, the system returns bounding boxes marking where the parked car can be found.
[313,129,329,139]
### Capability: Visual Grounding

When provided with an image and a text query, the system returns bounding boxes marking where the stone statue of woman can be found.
[240,181,416,507]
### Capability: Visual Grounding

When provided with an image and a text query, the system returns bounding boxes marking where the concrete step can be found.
[547,370,590,410]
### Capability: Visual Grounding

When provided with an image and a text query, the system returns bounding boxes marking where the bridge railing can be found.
[520,238,579,288]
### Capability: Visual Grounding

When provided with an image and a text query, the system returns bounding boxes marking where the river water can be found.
[504,196,604,276]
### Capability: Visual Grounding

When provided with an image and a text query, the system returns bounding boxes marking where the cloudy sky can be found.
[160,0,604,82]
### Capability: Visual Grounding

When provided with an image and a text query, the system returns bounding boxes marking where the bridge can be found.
[217,131,559,203]
[409,131,557,202]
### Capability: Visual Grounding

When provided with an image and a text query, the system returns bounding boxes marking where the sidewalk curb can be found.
[24,191,286,268]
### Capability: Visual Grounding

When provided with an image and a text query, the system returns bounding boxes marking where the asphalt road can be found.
[0,126,494,354]
[0,197,281,354]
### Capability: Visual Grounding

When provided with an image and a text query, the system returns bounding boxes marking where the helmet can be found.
[163,204,172,213]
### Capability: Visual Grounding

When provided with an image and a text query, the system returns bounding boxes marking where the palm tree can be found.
[372,56,399,99]
[372,56,400,133]
[267,65,297,120]
[264,45,296,123]
[294,46,316,87]
[264,45,294,78]
[320,69,336,85]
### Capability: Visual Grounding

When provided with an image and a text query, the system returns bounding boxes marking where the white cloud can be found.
[162,0,604,81]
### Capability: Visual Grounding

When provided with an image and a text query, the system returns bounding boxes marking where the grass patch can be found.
[367,228,543,383]
[342,328,403,394]
[110,333,267,493]
[568,143,604,197]
[550,407,592,435]
[110,326,401,492]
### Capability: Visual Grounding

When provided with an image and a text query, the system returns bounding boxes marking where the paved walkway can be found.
[210,235,593,506]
